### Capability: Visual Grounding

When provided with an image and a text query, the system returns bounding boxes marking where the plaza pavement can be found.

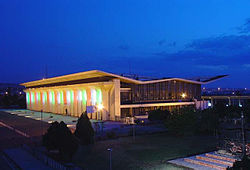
[1,109,167,137]
[1,109,126,132]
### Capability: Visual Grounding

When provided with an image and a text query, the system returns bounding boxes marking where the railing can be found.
[22,145,81,170]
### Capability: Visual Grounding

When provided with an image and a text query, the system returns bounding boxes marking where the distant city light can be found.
[218,87,221,91]
[226,104,229,107]
[181,93,186,98]
[245,88,247,90]
[239,104,243,107]
[5,92,8,94]
[208,102,212,107]
[203,87,206,90]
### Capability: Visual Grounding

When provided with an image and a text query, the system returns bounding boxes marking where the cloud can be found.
[118,45,129,50]
[196,65,229,71]
[238,18,250,34]
[243,64,250,68]
[167,42,176,47]
[158,39,176,47]
[154,34,250,67]
[188,35,250,52]
[158,39,166,46]
[153,49,224,65]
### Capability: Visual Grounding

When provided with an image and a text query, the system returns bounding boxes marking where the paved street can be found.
[0,110,50,151]
[0,110,50,138]
[0,124,26,170]
[0,110,51,169]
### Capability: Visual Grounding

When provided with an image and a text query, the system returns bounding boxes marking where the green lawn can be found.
[73,133,217,170]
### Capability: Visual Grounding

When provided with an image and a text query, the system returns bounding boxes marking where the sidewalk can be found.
[3,147,53,170]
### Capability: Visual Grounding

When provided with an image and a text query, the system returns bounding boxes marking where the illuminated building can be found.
[21,70,226,121]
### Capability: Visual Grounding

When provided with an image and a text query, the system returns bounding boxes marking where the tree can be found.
[148,109,170,121]
[43,121,78,161]
[74,113,94,145]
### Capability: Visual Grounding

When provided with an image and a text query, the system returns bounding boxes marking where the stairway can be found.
[168,151,238,170]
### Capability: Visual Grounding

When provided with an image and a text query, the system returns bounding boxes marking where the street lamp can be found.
[107,148,112,170]
[132,122,136,141]
[41,109,43,134]
[241,111,246,159]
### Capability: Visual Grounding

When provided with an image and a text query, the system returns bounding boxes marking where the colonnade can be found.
[25,86,105,118]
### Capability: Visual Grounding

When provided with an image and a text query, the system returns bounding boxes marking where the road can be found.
[0,110,50,169]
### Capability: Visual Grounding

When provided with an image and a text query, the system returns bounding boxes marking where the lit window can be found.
[96,89,102,104]
[78,90,82,101]
[57,92,61,104]
[67,91,71,104]
[49,91,53,103]
[91,89,96,105]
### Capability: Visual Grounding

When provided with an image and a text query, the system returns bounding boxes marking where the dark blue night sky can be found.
[1,0,250,88]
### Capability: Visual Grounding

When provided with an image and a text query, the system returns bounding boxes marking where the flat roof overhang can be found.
[21,70,228,88]
[120,101,195,108]
[23,81,115,92]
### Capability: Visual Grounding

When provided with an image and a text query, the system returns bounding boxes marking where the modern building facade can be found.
[21,70,225,121]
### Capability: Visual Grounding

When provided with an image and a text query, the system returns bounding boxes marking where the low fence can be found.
[22,145,81,170]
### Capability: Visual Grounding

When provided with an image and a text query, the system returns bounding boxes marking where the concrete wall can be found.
[108,79,121,120]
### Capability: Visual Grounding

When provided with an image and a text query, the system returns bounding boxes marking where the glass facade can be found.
[121,80,201,104]
[120,80,201,117]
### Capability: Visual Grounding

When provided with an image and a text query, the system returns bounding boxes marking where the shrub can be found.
[213,104,241,119]
[165,107,198,136]
[148,109,170,121]
[43,121,78,161]
[243,103,250,123]
[106,131,117,139]
[197,109,219,135]
[228,156,250,169]
[74,113,94,145]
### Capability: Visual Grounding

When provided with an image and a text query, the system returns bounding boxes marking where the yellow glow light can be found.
[181,93,186,98]
[97,104,104,111]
